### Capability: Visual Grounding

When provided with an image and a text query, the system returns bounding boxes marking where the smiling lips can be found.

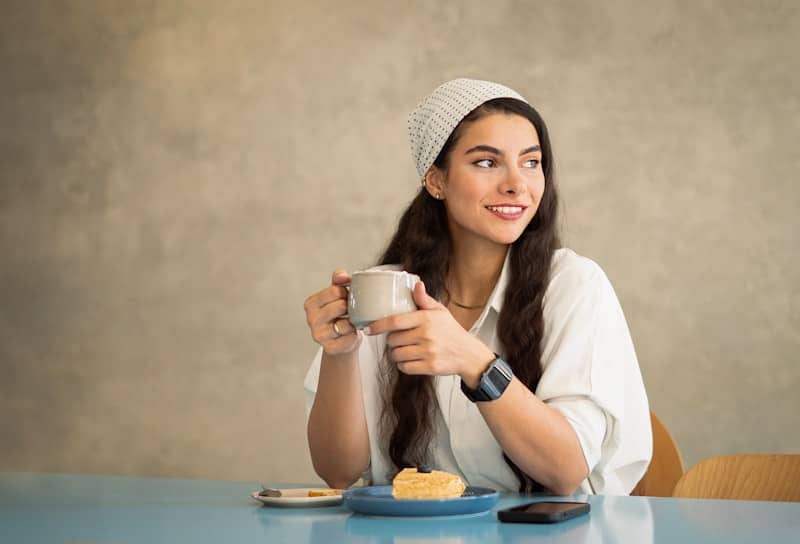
[485,204,528,220]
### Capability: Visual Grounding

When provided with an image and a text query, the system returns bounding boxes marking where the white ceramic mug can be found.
[347,270,420,329]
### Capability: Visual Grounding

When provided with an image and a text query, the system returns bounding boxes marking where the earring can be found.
[435,192,442,200]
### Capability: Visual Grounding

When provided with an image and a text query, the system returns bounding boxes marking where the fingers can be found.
[308,300,348,343]
[389,343,457,377]
[396,361,426,375]
[365,286,446,336]
[304,270,350,315]
[384,328,417,349]
[331,269,351,286]
[330,318,356,339]
[388,343,429,363]
[304,296,343,329]
[412,280,444,311]
[316,298,348,327]
[385,332,440,374]
[316,317,361,355]
[304,274,350,339]
[303,269,362,356]
[304,294,347,324]
[310,267,350,315]
[364,312,420,336]
[314,284,348,307]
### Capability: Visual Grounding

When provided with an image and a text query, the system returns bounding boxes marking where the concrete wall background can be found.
[1,0,798,484]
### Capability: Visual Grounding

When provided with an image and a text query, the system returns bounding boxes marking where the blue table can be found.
[2,472,798,543]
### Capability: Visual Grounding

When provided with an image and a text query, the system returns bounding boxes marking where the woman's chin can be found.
[491,227,528,245]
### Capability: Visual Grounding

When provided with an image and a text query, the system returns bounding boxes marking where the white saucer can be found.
[251,488,343,508]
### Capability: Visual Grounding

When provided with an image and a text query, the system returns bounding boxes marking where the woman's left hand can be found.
[363,281,495,383]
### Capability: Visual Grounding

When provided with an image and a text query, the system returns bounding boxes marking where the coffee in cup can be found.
[347,270,420,329]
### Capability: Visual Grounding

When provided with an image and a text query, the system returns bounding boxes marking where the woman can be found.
[303,78,651,495]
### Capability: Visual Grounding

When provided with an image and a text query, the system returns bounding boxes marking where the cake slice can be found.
[308,488,343,497]
[391,467,466,499]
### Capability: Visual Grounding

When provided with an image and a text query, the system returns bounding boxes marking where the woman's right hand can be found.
[303,269,361,356]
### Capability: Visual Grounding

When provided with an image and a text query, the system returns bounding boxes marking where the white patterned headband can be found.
[407,78,528,182]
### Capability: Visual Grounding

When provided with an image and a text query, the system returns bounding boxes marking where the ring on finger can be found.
[332,320,343,338]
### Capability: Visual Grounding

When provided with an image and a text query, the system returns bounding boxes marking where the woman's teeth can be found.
[487,206,523,214]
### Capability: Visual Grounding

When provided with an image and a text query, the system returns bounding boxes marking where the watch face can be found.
[479,358,513,400]
[462,357,513,402]
[489,359,513,382]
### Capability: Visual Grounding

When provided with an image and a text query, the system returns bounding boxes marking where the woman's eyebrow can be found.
[520,145,541,155]
[465,144,501,155]
[464,144,542,156]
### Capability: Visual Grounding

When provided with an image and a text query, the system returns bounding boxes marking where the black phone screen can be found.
[498,501,590,523]
[515,502,586,514]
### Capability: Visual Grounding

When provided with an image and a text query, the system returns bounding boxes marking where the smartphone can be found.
[497,501,590,524]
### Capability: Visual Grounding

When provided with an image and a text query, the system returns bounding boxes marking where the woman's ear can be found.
[424,168,446,200]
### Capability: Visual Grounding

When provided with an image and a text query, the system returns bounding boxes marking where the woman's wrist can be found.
[459,344,497,389]
[321,349,359,365]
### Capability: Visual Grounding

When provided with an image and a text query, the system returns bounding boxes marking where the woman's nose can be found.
[500,168,526,195]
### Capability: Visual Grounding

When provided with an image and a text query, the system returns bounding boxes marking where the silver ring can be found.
[332,320,343,338]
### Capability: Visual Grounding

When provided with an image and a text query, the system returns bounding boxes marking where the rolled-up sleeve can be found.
[537,253,652,494]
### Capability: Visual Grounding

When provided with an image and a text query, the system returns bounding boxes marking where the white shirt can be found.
[303,248,652,494]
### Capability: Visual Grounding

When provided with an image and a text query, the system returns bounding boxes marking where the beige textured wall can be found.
[1,1,798,484]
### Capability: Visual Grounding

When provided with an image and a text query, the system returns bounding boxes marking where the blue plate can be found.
[342,485,498,517]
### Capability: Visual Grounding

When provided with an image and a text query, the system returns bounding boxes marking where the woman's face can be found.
[430,113,545,251]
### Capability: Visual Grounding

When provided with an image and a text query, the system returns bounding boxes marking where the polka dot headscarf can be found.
[407,78,528,181]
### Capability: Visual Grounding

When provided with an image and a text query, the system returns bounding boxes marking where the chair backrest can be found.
[630,411,685,497]
[672,454,800,502]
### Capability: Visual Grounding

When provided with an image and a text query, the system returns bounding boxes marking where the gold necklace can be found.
[448,298,486,310]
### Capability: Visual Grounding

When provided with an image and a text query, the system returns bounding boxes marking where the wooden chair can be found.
[672,454,800,502]
[630,411,685,496]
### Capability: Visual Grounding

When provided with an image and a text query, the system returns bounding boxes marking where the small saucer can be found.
[251,488,344,508]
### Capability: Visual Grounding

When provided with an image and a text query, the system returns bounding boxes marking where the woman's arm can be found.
[455,348,588,495]
[470,373,589,495]
[366,281,589,495]
[303,270,370,489]
[307,350,370,489]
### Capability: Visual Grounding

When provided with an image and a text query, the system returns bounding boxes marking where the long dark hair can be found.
[377,97,560,492]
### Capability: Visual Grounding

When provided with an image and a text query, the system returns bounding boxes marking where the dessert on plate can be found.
[391,466,466,499]
[308,489,343,497]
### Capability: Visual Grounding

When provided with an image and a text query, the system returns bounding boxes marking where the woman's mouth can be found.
[485,205,527,220]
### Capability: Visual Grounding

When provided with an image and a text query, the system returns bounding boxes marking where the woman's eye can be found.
[523,159,540,169]
[474,159,495,168]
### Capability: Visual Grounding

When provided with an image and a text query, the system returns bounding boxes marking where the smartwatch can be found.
[460,355,513,402]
